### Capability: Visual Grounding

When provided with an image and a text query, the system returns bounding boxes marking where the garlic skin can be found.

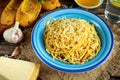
[3,22,23,44]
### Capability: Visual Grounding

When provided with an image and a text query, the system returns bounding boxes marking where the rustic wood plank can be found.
[0,38,17,56]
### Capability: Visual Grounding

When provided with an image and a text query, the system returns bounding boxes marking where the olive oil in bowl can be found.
[77,0,99,6]
[74,0,103,9]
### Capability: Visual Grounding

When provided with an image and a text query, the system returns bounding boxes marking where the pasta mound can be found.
[44,18,101,64]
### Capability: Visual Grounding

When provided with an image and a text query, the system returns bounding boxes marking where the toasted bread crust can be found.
[42,0,61,10]
[16,0,42,27]
[0,0,22,26]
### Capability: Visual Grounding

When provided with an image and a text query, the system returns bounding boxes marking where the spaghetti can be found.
[44,18,101,64]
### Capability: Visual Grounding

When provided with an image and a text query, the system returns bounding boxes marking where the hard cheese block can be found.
[0,57,40,80]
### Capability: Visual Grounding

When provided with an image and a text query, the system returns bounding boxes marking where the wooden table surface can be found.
[0,0,120,80]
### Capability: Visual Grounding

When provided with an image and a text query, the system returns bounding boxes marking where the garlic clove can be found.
[10,46,21,57]
[3,22,23,44]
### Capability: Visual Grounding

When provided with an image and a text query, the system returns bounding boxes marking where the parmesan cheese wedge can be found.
[0,57,40,80]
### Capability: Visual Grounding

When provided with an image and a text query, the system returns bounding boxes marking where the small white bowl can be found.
[74,0,104,9]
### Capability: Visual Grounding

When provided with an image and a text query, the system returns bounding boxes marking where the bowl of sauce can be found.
[74,0,104,9]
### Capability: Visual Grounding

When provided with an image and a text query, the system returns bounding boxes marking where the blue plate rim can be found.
[31,8,114,73]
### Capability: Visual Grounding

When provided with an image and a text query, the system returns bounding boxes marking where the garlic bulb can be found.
[3,22,23,44]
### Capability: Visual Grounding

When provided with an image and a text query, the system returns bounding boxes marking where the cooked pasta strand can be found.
[44,18,101,64]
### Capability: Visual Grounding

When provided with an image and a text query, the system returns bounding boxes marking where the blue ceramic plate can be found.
[31,8,114,73]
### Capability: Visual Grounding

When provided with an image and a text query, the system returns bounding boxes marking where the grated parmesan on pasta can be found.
[44,18,101,64]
